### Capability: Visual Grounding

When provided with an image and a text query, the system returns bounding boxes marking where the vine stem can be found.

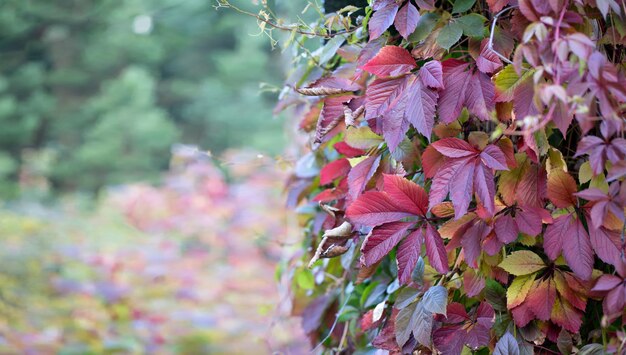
[487,5,519,65]
[215,0,355,39]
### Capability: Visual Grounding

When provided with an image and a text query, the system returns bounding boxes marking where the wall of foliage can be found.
[269,0,626,352]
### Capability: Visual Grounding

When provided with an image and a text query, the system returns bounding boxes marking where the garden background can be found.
[0,0,310,353]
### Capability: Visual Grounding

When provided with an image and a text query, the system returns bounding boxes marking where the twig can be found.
[215,1,355,39]
[487,6,519,65]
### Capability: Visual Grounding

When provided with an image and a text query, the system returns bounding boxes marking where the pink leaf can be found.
[383,174,429,216]
[475,39,503,74]
[450,161,475,218]
[420,60,445,89]
[365,76,409,120]
[495,214,518,243]
[438,60,472,123]
[348,155,382,199]
[561,215,594,280]
[591,274,622,292]
[431,138,477,158]
[589,226,623,267]
[361,46,417,77]
[428,157,472,209]
[513,77,539,120]
[394,2,420,39]
[473,161,496,215]
[480,144,508,170]
[466,72,495,121]
[368,3,400,40]
[544,214,569,260]
[397,229,423,284]
[361,222,413,266]
[405,76,439,139]
[425,224,450,273]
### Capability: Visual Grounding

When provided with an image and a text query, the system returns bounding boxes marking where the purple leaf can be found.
[419,60,445,89]
[369,3,400,40]
[394,2,420,39]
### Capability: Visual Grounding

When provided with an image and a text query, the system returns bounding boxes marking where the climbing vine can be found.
[260,0,626,352]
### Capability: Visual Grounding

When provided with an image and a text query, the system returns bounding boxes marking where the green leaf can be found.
[437,22,463,50]
[394,287,421,309]
[296,269,315,290]
[421,285,448,315]
[456,14,486,38]
[499,250,546,276]
[345,126,384,149]
[408,12,440,43]
[452,0,476,13]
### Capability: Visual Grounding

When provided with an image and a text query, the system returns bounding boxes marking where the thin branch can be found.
[487,5,519,65]
[215,1,355,39]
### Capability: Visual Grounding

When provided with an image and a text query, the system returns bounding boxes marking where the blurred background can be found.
[0,0,310,353]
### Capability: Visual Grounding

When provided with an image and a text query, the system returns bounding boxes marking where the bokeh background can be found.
[0,0,310,353]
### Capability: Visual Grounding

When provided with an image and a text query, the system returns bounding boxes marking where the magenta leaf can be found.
[438,60,472,123]
[383,174,428,216]
[347,155,382,199]
[368,3,400,40]
[419,60,445,89]
[346,190,415,226]
[424,223,450,273]
[394,2,420,39]
[466,71,496,121]
[362,46,417,77]
[397,229,423,285]
[361,222,414,266]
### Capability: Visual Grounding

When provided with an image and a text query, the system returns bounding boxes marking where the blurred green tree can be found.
[0,0,287,195]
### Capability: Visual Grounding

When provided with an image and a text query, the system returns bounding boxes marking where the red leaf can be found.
[525,278,556,320]
[316,94,355,142]
[450,160,476,218]
[405,76,439,139]
[425,223,450,273]
[463,269,486,297]
[473,160,496,215]
[361,46,417,77]
[431,138,478,158]
[361,222,413,266]
[495,214,519,243]
[365,76,409,120]
[397,229,423,284]
[368,3,400,40]
[545,213,594,280]
[547,170,578,208]
[466,71,496,121]
[383,174,428,216]
[513,77,539,120]
[438,60,472,123]
[335,141,366,158]
[320,158,351,185]
[422,145,445,178]
[348,155,382,200]
[475,39,503,74]
[487,0,510,12]
[419,60,445,89]
[461,219,490,267]
[480,144,508,170]
[346,191,415,226]
[428,157,473,211]
[514,206,545,236]
[394,2,420,39]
